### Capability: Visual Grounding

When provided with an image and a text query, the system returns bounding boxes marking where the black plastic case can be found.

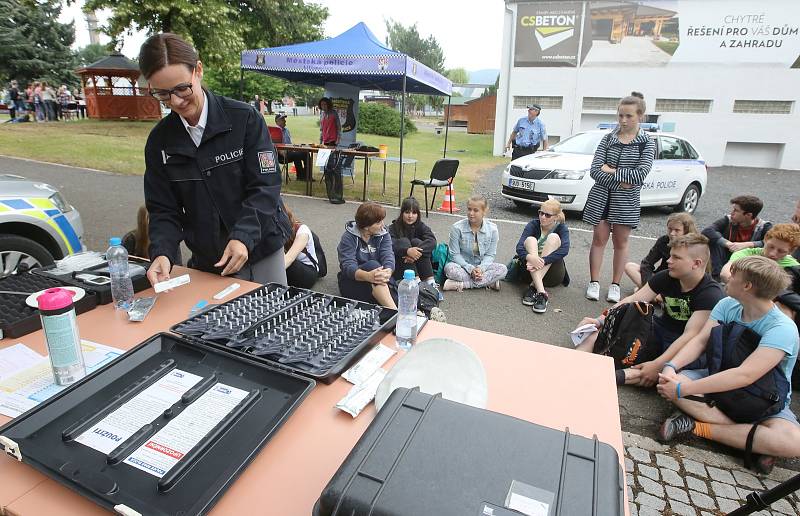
[33,257,152,305]
[0,272,98,339]
[315,388,625,516]
[0,332,314,516]
[170,283,398,383]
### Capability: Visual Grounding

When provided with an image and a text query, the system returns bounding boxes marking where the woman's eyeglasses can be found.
[539,211,555,218]
[149,83,193,102]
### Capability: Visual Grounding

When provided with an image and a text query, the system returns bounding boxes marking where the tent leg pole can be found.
[398,69,407,207]
[239,69,244,101]
[443,95,451,158]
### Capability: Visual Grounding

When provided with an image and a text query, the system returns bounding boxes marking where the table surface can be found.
[274,144,379,157]
[0,267,626,516]
[369,156,418,164]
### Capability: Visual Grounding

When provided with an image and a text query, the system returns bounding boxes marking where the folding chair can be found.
[409,158,459,216]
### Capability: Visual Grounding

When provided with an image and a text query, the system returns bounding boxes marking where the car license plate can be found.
[509,178,534,191]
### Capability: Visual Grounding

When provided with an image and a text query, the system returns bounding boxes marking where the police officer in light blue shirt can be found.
[505,104,548,161]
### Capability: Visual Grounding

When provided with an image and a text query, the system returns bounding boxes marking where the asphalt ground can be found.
[2,155,798,470]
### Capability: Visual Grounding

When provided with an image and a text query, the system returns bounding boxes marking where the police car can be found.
[0,175,84,278]
[501,128,707,214]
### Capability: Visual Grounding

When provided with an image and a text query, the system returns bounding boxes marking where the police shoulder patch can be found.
[258,150,276,174]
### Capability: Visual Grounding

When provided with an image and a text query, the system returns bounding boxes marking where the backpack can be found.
[592,302,656,369]
[302,230,328,277]
[686,322,789,424]
[774,286,800,391]
[431,243,449,285]
[417,281,440,317]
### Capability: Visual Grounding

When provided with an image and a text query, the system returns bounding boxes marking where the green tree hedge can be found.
[358,102,416,137]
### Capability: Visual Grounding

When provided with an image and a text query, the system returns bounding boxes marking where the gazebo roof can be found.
[77,52,140,76]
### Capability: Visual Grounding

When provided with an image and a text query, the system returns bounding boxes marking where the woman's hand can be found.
[370,267,392,285]
[406,247,423,261]
[215,240,249,276]
[526,254,545,271]
[656,370,682,401]
[471,267,483,281]
[146,256,171,286]
[601,164,616,174]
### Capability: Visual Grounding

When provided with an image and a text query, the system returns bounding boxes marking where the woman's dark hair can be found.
[134,205,150,258]
[355,202,386,229]
[318,97,332,110]
[283,203,300,251]
[138,33,198,80]
[398,197,420,220]
[619,91,646,115]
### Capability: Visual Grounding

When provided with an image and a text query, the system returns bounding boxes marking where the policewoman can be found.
[140,33,290,287]
[505,104,549,161]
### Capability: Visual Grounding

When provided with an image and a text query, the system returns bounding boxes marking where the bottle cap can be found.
[109,237,122,246]
[403,269,416,280]
[37,288,75,311]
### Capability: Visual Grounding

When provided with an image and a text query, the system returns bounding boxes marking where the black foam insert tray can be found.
[0,272,98,339]
[170,283,398,383]
[0,332,314,516]
[33,257,152,305]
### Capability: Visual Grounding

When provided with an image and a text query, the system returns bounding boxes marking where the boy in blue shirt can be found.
[656,255,800,473]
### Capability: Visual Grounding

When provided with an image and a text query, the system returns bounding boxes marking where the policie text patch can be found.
[258,151,277,174]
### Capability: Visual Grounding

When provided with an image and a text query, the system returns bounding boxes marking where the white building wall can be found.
[495,3,800,170]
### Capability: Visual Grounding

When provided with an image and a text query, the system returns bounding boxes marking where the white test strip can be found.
[213,283,241,300]
[153,274,191,293]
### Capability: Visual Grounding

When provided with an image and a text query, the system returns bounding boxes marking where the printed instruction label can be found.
[76,369,203,454]
[124,383,249,477]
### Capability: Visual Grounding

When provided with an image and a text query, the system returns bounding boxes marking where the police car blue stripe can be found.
[52,215,82,253]
[1,199,34,210]
[44,209,60,217]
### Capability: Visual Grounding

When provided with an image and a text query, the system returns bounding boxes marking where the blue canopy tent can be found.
[241,22,453,205]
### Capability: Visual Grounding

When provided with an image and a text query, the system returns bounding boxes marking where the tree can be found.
[0,0,79,87]
[446,68,469,85]
[76,43,112,67]
[481,74,499,98]
[83,0,329,102]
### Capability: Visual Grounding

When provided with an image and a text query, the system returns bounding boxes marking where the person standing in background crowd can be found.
[7,81,19,119]
[73,88,86,119]
[41,81,57,121]
[702,195,772,280]
[505,104,548,160]
[58,85,72,120]
[32,81,43,121]
[318,97,340,146]
[584,92,656,303]
[139,32,290,287]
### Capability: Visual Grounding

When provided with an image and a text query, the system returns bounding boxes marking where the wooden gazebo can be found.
[77,53,161,120]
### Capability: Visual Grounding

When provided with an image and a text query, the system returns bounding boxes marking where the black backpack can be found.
[302,230,328,277]
[686,322,789,424]
[416,281,440,317]
[593,302,656,369]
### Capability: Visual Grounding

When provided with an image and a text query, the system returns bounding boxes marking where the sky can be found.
[59,0,504,72]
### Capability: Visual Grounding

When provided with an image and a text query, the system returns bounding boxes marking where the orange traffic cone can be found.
[437,183,460,213]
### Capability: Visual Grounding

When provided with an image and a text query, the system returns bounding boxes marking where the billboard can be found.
[513,0,800,68]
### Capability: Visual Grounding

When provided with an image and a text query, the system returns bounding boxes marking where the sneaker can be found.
[657,412,696,443]
[329,198,346,205]
[433,283,445,301]
[751,454,776,475]
[607,283,621,303]
[487,280,501,291]
[531,291,549,314]
[586,281,600,301]
[443,279,464,292]
[522,286,536,306]
[429,307,447,323]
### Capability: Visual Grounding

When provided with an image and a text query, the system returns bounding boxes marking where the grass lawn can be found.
[0,113,505,205]
[653,41,679,56]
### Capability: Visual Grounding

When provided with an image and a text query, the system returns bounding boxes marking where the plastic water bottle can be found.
[107,237,134,311]
[396,269,419,350]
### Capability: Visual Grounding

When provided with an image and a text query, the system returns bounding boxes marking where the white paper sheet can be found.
[569,323,599,347]
[75,369,203,454]
[0,340,124,418]
[0,344,45,379]
[124,383,249,477]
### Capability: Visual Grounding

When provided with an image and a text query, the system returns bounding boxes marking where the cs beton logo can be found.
[520,13,576,50]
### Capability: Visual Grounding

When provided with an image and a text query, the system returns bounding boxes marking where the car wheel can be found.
[513,200,531,209]
[674,184,700,214]
[0,235,55,279]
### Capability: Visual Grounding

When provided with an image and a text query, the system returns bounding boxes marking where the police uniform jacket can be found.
[144,90,290,273]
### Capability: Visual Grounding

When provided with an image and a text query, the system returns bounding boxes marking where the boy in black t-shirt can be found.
[577,234,724,386]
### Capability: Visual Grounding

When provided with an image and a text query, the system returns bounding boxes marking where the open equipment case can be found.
[0,332,315,516]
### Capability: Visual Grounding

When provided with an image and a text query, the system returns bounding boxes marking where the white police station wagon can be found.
[501,129,707,214]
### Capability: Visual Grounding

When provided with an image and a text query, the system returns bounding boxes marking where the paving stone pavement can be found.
[623,432,800,515]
